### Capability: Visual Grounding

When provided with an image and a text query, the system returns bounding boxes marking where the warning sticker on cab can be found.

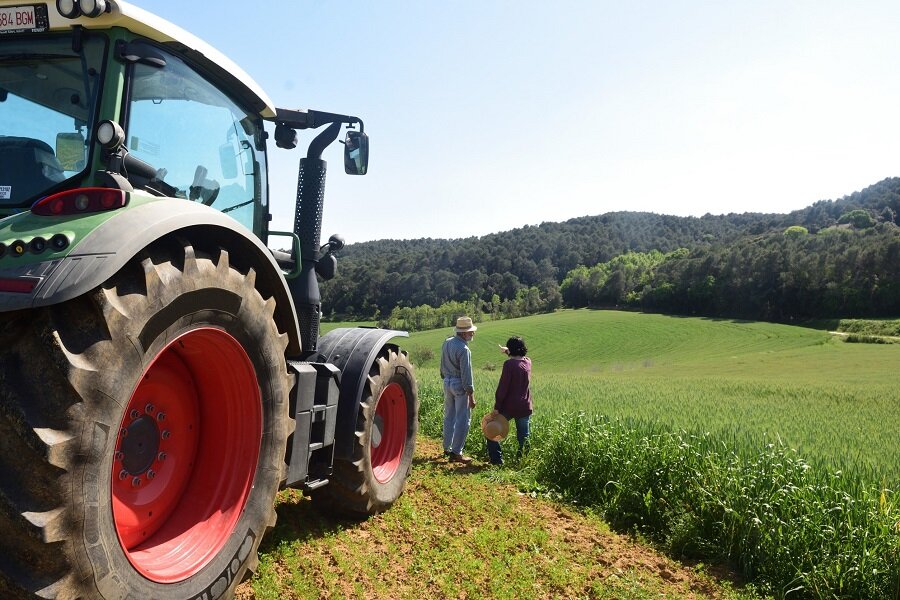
[0,186,11,200]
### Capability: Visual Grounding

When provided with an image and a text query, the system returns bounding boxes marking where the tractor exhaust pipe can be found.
[289,122,341,354]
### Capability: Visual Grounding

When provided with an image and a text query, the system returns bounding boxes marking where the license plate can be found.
[0,4,49,35]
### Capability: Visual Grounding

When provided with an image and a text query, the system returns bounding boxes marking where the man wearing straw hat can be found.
[440,316,478,464]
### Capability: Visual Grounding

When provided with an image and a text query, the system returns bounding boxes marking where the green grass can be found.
[407,310,900,598]
[408,310,900,481]
[247,446,757,600]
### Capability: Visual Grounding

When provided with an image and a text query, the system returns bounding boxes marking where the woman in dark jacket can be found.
[487,336,532,465]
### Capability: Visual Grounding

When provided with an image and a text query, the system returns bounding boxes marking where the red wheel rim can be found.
[111,327,262,583]
[370,382,408,483]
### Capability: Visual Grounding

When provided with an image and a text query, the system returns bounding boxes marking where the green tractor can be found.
[0,1,418,598]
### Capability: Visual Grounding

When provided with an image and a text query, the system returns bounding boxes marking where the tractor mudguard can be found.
[315,327,409,460]
[0,197,302,353]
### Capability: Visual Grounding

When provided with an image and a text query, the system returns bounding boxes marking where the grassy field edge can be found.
[414,378,899,599]
[239,436,759,600]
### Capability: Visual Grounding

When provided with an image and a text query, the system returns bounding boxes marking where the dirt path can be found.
[236,437,744,599]
[829,330,900,341]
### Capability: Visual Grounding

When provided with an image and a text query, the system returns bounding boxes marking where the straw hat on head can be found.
[454,316,477,333]
[481,412,509,442]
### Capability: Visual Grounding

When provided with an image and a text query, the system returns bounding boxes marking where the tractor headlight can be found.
[97,120,125,150]
[56,0,80,19]
[80,0,107,18]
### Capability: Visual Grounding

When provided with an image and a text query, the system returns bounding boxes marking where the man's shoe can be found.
[449,453,473,464]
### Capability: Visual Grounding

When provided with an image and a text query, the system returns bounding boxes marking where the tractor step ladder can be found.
[285,361,340,488]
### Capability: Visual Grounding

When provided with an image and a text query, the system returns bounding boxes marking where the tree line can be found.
[561,225,900,320]
[321,178,900,328]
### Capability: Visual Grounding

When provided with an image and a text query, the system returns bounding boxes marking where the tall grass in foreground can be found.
[416,380,900,599]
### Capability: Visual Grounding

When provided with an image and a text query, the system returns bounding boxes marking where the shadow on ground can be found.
[256,489,361,553]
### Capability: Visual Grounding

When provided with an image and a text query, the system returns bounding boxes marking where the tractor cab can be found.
[0,1,365,240]
[0,9,271,234]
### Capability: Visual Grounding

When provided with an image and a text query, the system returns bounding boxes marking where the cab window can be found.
[126,45,267,231]
[0,33,104,207]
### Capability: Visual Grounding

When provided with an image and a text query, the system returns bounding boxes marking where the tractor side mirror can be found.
[56,132,86,172]
[343,130,368,175]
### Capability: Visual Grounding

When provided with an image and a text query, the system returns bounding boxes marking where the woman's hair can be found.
[506,336,527,357]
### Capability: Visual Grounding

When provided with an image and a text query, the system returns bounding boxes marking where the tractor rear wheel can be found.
[0,241,291,599]
[314,347,418,516]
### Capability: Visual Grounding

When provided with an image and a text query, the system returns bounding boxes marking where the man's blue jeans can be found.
[442,378,471,455]
[486,415,530,465]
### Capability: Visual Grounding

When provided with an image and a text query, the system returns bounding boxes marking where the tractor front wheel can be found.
[314,347,418,516]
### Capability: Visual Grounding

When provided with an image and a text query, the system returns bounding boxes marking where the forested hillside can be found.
[321,177,900,322]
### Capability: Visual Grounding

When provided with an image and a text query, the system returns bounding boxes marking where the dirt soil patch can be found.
[236,437,745,599]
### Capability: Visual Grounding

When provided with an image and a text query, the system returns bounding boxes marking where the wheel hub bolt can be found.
[130,409,140,419]
[118,469,128,480]
[157,412,166,422]
[132,477,141,487]
[161,430,171,440]
[158,452,167,461]
[115,451,123,461]
[119,428,128,438]
[147,470,156,480]
[145,403,155,414]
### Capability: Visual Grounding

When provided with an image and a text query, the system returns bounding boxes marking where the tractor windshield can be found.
[0,34,104,208]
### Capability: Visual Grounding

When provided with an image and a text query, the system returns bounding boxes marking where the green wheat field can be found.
[404,310,899,482]
[389,310,899,598]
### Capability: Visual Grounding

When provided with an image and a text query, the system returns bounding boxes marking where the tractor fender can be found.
[315,327,409,461]
[0,198,302,354]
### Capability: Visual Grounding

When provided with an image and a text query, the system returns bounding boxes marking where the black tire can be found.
[0,240,291,599]
[313,347,418,517]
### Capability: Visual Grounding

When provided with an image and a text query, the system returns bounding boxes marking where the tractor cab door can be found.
[123,42,269,234]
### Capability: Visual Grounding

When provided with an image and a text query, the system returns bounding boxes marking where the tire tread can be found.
[0,240,290,599]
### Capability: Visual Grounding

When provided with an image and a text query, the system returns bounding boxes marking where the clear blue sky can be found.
[144,1,900,243]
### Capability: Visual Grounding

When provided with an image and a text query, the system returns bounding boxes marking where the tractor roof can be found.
[0,0,277,118]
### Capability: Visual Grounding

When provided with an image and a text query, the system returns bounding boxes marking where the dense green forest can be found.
[321,177,900,326]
